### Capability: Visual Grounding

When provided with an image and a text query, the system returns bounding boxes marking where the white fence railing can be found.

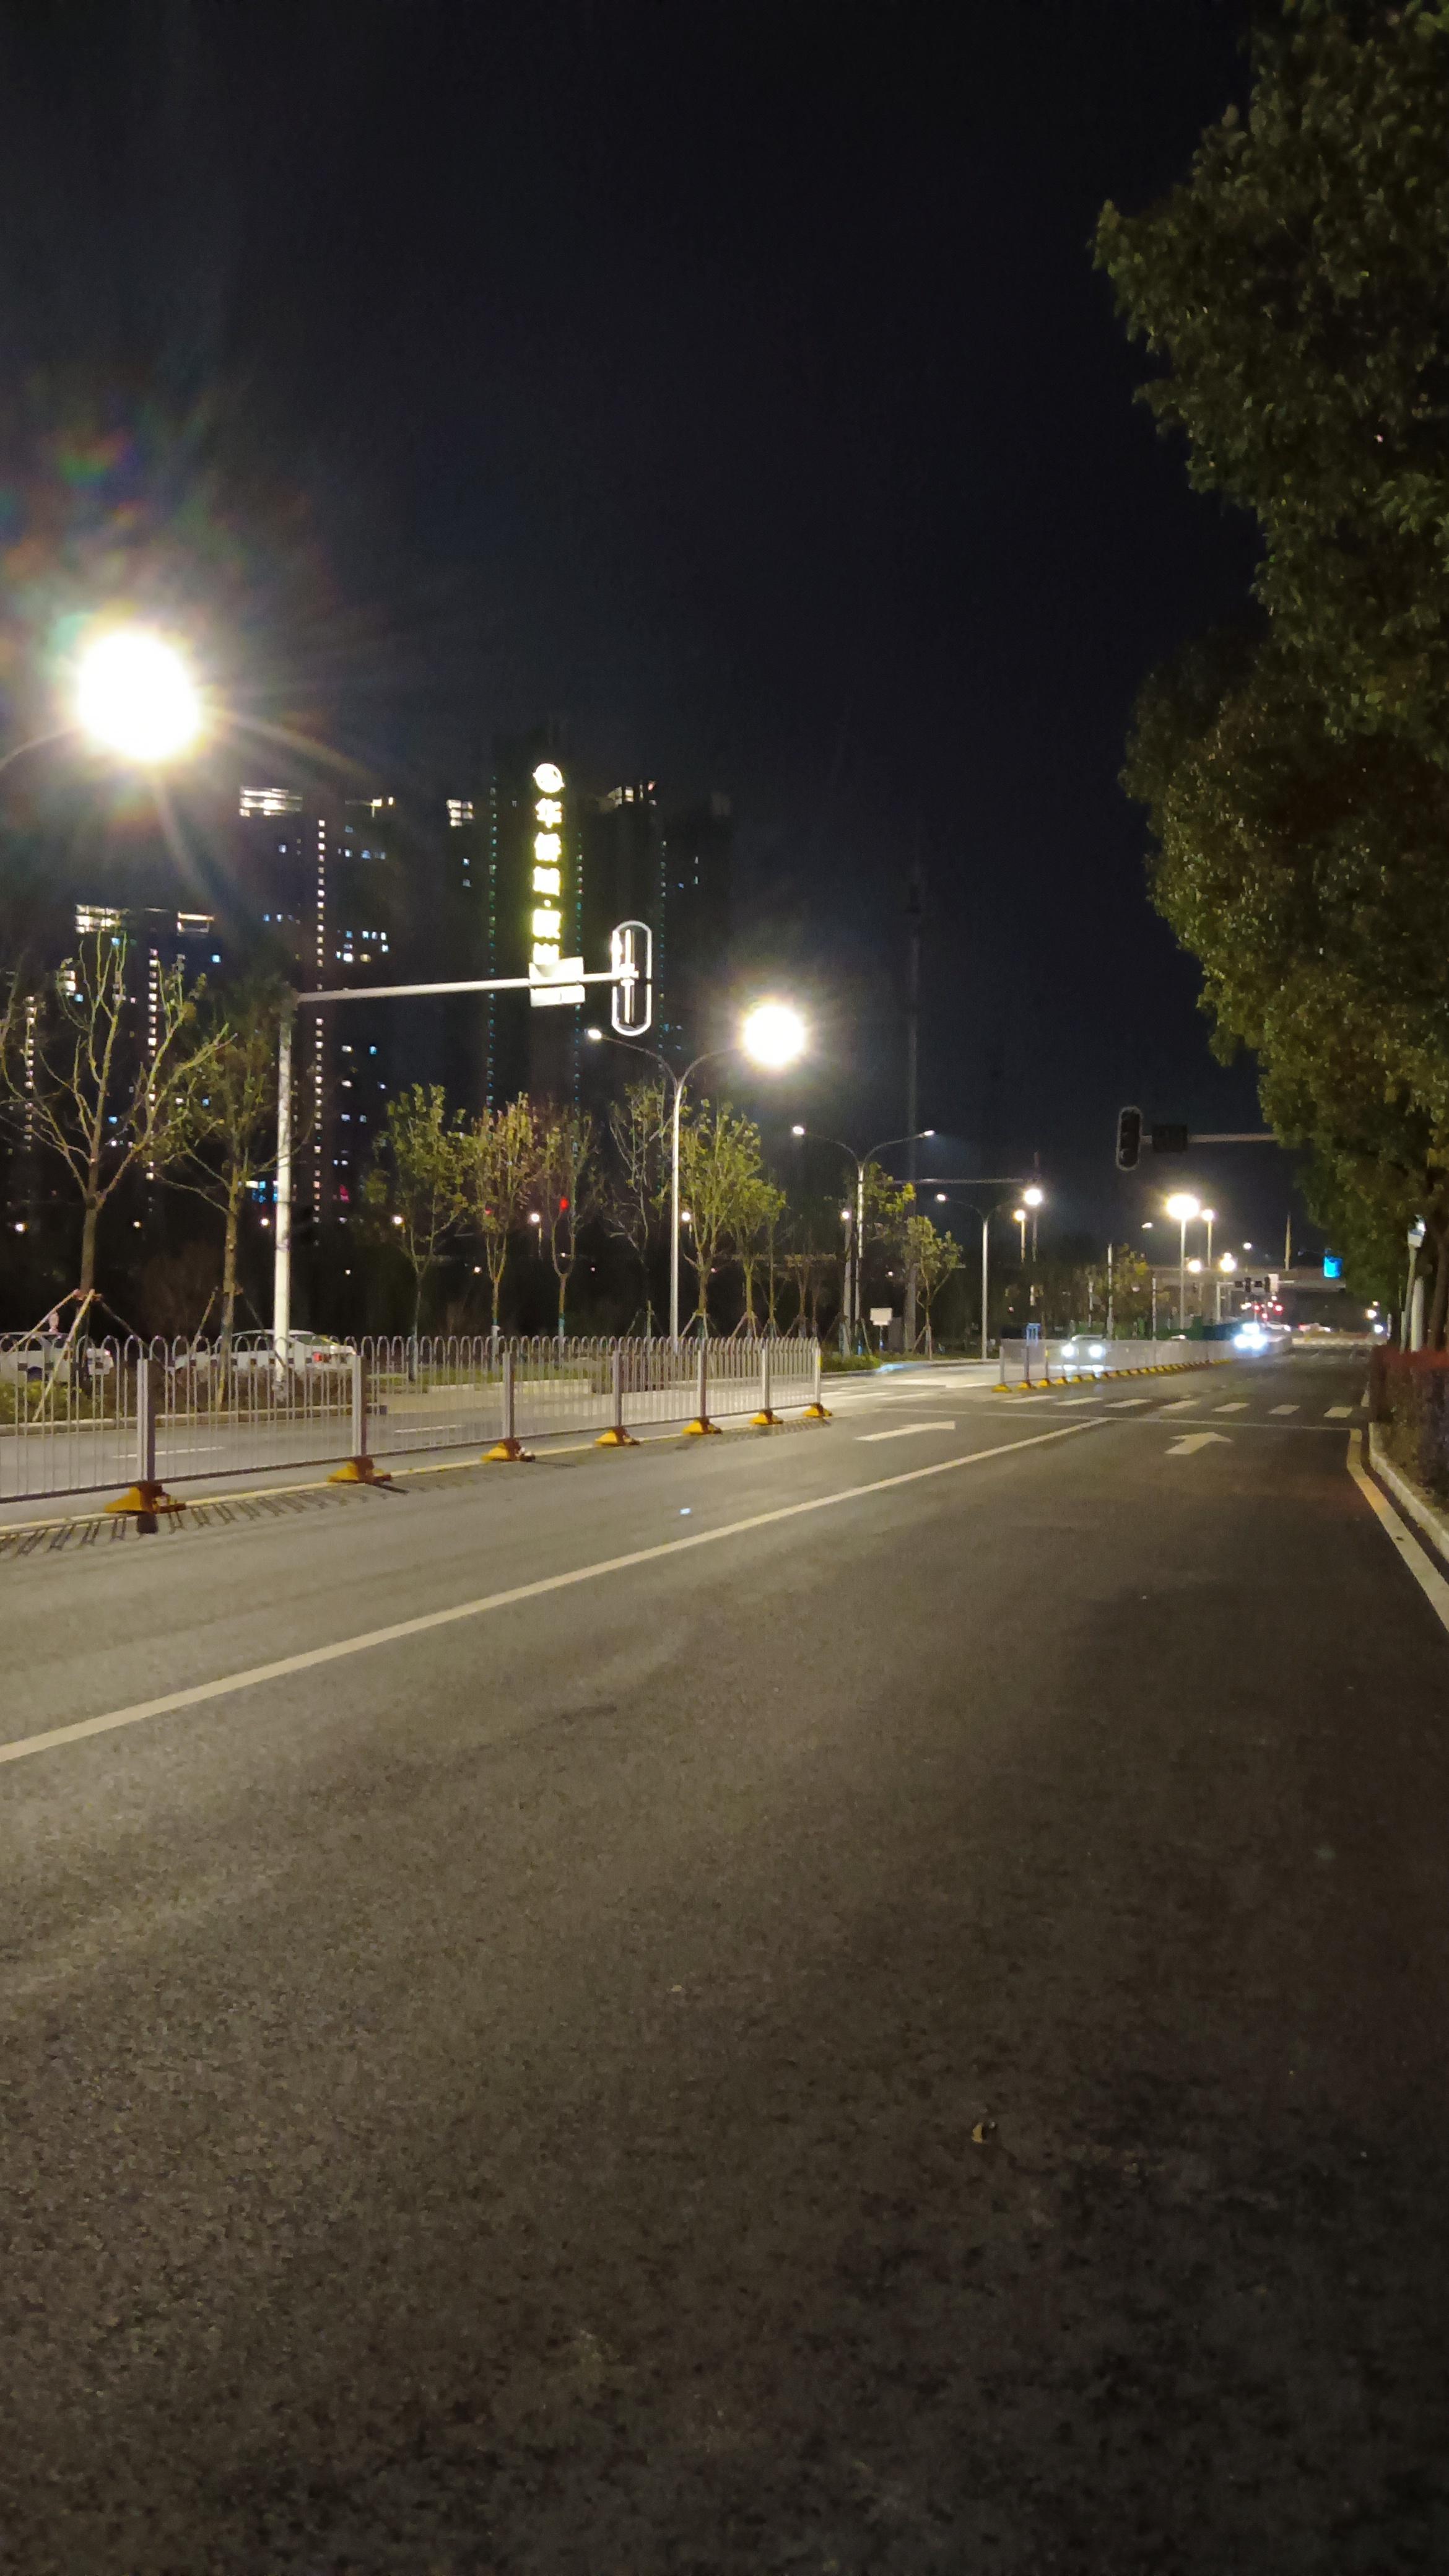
[997,1335,1209,1388]
[0,1333,824,1506]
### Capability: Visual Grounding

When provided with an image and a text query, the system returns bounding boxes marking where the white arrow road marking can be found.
[858,1421,957,1442]
[1271,1404,1299,1416]
[1215,1401,1247,1412]
[1167,1432,1232,1456]
[1326,1404,1353,1419]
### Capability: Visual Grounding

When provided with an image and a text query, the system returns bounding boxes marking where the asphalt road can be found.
[4,1352,1448,2573]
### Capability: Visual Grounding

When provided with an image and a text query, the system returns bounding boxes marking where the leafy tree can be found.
[603,1078,668,1328]
[537,1106,595,1338]
[902,1213,962,1353]
[1098,1,1449,1331]
[1105,1245,1154,1334]
[1097,1,1449,752]
[457,1097,541,1332]
[678,1100,764,1329]
[0,932,222,1308]
[736,1176,787,1333]
[362,1082,464,1336]
[169,982,295,1351]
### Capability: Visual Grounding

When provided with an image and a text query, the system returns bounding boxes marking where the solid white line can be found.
[1346,1431,1449,1634]
[857,1421,957,1443]
[0,1417,1103,1771]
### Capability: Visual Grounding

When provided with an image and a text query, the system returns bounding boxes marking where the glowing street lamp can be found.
[1165,1191,1201,1331]
[588,999,807,1341]
[75,628,202,764]
[791,1121,935,1350]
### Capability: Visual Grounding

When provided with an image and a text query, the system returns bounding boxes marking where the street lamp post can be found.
[588,999,806,1344]
[1165,1192,1201,1334]
[907,1179,1046,1362]
[791,1127,934,1350]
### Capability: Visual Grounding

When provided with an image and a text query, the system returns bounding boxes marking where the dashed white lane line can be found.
[1326,1404,1354,1419]
[1110,1398,1151,1409]
[1347,1430,1449,1635]
[1271,1404,1299,1416]
[1216,1402,1248,1413]
[0,1415,1105,1772]
[857,1421,957,1442]
[1160,1399,1198,1413]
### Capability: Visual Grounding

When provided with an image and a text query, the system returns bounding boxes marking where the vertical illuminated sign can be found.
[528,759,583,1007]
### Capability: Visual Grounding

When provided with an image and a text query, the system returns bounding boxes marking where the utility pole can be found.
[903,859,923,1350]
[1106,1240,1114,1339]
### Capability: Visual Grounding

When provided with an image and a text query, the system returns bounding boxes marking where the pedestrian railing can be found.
[0,1333,825,1507]
[998,1335,1213,1389]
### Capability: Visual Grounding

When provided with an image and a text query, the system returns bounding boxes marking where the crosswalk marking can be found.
[1216,1401,1247,1413]
[1271,1404,1299,1416]
[1160,1399,1197,1413]
[857,1421,957,1443]
[1110,1398,1150,1409]
[1325,1404,1353,1419]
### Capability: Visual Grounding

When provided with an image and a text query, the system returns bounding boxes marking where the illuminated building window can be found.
[240,786,303,817]
[75,903,124,934]
[447,799,475,827]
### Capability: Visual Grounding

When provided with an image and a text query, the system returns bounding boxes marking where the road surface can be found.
[4,1353,1447,2572]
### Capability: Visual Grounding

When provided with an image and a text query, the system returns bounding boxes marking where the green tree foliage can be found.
[1097,1,1449,750]
[902,1213,961,1352]
[456,1097,541,1331]
[171,983,289,1350]
[537,1107,596,1337]
[1097,1,1449,1329]
[362,1083,464,1336]
[678,1100,765,1328]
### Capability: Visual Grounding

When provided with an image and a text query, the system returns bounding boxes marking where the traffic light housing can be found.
[1115,1106,1142,1171]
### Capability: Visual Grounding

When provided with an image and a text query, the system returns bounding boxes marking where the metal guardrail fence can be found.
[997,1335,1204,1388]
[0,1333,824,1505]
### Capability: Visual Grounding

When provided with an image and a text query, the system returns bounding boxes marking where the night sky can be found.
[0,0,1308,1261]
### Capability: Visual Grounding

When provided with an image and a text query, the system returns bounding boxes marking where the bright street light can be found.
[739,1001,807,1069]
[1022,1185,1045,1209]
[1165,1193,1201,1331]
[75,628,202,763]
[1219,1253,1238,1273]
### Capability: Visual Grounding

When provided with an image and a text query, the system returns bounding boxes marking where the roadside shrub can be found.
[1368,1349,1449,1504]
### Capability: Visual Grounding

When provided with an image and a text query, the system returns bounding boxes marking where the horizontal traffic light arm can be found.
[297,967,635,1006]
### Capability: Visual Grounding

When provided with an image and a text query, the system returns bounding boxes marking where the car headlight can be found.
[1087,1344,1105,1360]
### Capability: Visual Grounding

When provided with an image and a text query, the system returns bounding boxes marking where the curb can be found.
[1365,1424,1449,1573]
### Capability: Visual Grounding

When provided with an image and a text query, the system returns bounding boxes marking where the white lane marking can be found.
[1271,1404,1299,1416]
[857,1421,957,1442]
[1215,1402,1248,1413]
[0,1417,1105,1771]
[1326,1404,1353,1419]
[1347,1431,1449,1634]
[1110,1398,1150,1409]
[1160,1399,1197,1413]
[1166,1432,1232,1456]
[1060,1396,1103,1408]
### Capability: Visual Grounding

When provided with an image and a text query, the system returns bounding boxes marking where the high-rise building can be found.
[657,793,733,1060]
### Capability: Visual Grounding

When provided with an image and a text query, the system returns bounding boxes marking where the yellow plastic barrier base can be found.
[103,1480,183,1518]
[484,1437,534,1463]
[683,1417,722,1437]
[328,1455,393,1485]
[595,1425,640,1447]
[801,1401,832,1420]
[751,1408,782,1426]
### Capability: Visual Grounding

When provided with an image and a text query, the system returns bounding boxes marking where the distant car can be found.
[1057,1338,1110,1376]
[231,1329,353,1374]
[1233,1321,1292,1354]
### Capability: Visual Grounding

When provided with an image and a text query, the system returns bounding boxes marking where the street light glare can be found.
[1022,1184,1045,1208]
[739,1001,806,1069]
[791,1123,806,1136]
[585,1026,604,1044]
[1165,1192,1201,1223]
[76,629,201,762]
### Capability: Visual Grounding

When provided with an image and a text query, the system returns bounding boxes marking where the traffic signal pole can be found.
[271,954,643,1360]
